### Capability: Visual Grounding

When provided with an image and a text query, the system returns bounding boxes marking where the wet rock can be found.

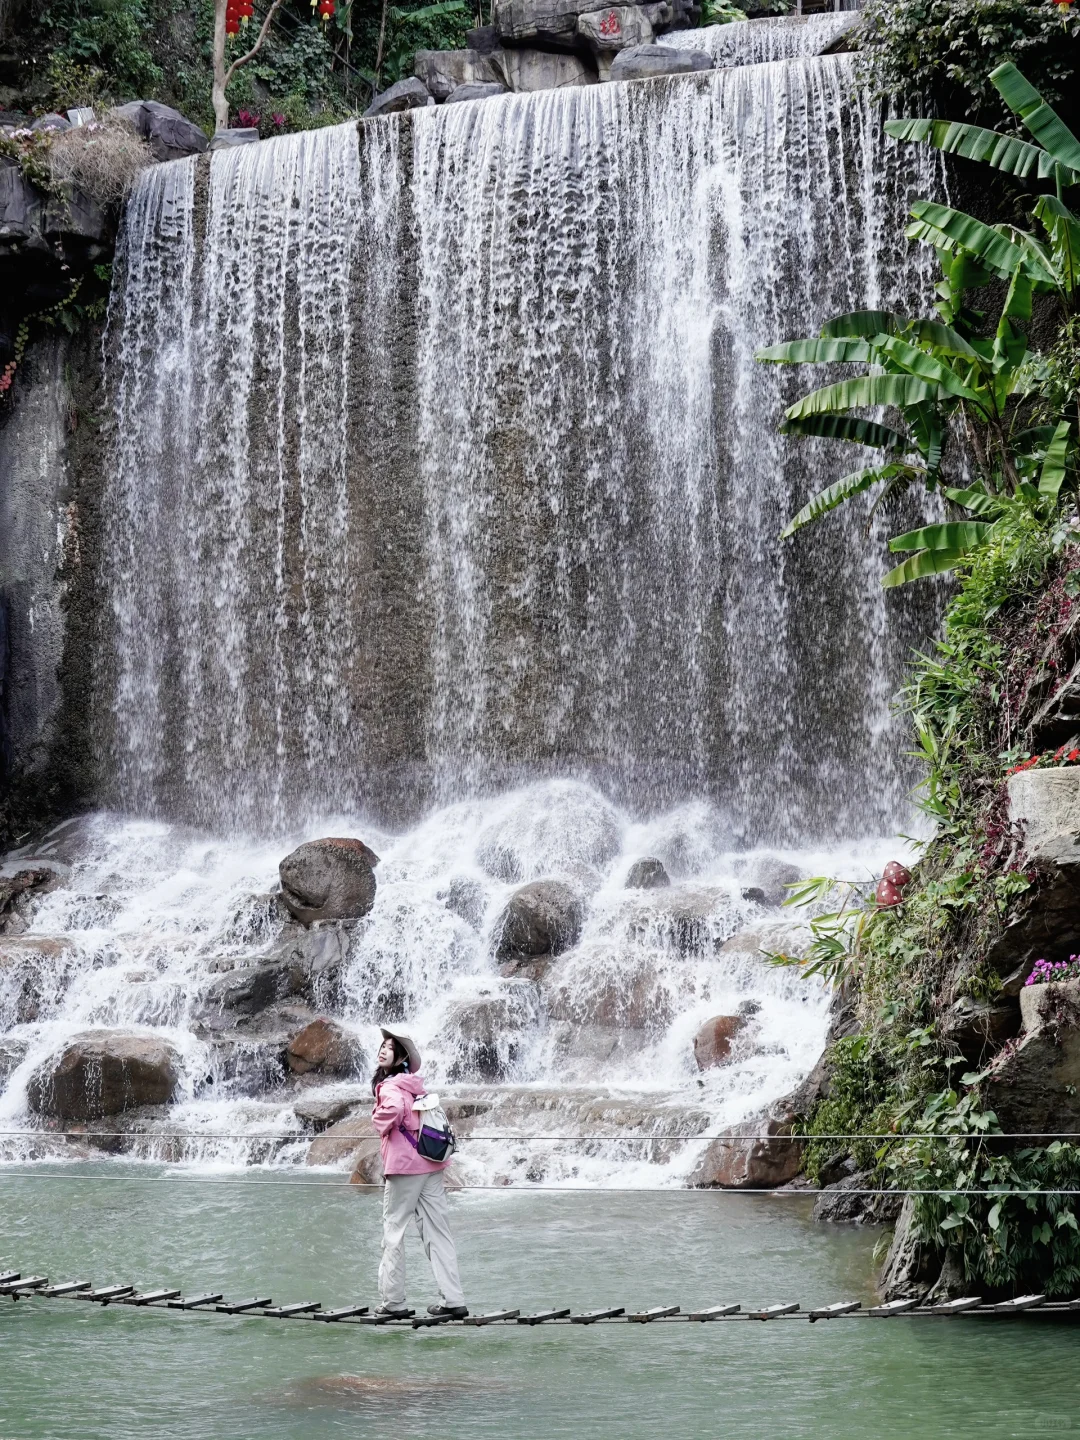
[545,954,671,1031]
[278,837,379,926]
[625,857,670,890]
[578,5,656,76]
[110,100,209,162]
[27,1030,180,1119]
[0,1035,28,1085]
[198,1030,289,1095]
[209,128,259,148]
[276,923,357,1010]
[364,77,434,117]
[986,772,1080,973]
[475,782,621,883]
[306,1115,377,1166]
[738,857,802,908]
[689,1103,803,1188]
[440,987,538,1081]
[0,935,77,1024]
[0,866,64,933]
[445,81,509,103]
[495,879,583,963]
[440,876,488,928]
[610,44,713,81]
[984,979,1080,1134]
[286,1018,365,1077]
[205,961,297,1017]
[349,1139,385,1186]
[31,113,71,131]
[692,1013,746,1070]
[0,160,43,245]
[549,1021,651,1066]
[811,1171,903,1225]
[294,1089,368,1130]
[938,993,1020,1063]
[719,920,810,962]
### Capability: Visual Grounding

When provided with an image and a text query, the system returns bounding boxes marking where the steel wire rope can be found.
[3,1173,1080,1196]
[3,1130,1080,1141]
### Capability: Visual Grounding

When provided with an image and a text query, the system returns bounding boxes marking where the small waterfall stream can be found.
[2,40,943,1181]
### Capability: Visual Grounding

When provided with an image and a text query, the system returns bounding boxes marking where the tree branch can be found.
[223,0,288,93]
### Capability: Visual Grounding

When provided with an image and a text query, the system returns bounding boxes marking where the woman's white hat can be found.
[380,1026,421,1074]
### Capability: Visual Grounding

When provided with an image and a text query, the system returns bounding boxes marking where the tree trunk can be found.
[373,0,389,92]
[212,0,229,132]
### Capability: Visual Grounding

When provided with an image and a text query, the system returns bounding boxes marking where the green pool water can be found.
[0,1166,1075,1439]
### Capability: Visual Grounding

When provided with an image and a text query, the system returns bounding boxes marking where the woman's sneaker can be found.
[374,1303,413,1318]
[427,1303,468,1318]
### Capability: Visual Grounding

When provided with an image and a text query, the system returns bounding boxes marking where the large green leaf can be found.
[784,374,938,421]
[990,62,1080,175]
[779,415,910,451]
[781,465,903,540]
[881,548,969,588]
[1034,195,1080,296]
[755,339,874,365]
[884,116,1080,185]
[943,485,1002,517]
[869,334,982,403]
[908,202,1056,287]
[888,521,995,553]
[904,318,981,360]
[819,311,908,339]
[906,400,944,478]
[1039,420,1073,501]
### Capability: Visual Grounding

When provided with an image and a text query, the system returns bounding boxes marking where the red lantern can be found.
[876,879,903,908]
[318,0,335,19]
[883,861,912,890]
[225,15,240,32]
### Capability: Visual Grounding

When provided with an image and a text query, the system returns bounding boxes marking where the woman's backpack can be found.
[400,1093,456,1163]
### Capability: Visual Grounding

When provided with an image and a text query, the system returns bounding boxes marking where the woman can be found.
[370,1026,468,1319]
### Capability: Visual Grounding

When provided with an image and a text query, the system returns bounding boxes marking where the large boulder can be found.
[577,5,656,75]
[494,880,583,963]
[439,986,538,1080]
[306,1115,377,1166]
[110,100,209,162]
[938,993,1020,1063]
[988,771,1080,974]
[293,1089,367,1130]
[625,857,670,890]
[204,960,298,1017]
[493,0,608,45]
[544,954,671,1031]
[610,44,713,81]
[364,77,434,118]
[414,46,504,99]
[0,936,76,1025]
[692,1013,746,1070]
[689,1102,803,1188]
[286,1018,365,1077]
[811,1171,903,1226]
[27,1030,180,1119]
[984,978,1080,1133]
[878,1196,938,1300]
[278,837,379,926]
[496,49,598,92]
[0,866,64,933]
[738,857,803,908]
[445,82,509,103]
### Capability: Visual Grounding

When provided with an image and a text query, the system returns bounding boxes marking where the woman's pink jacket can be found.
[372,1071,449,1176]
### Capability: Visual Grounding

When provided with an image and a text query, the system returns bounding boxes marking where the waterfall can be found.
[102,52,942,843]
[1,47,945,1180]
[667,14,858,65]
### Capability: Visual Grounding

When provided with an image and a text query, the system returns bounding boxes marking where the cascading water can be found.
[2,42,944,1183]
[667,13,858,65]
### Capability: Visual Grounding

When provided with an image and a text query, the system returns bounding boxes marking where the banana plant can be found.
[756,64,1078,587]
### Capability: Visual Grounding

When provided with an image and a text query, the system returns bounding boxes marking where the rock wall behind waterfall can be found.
[102,56,944,842]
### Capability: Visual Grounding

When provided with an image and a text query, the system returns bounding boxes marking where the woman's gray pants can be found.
[379,1171,465,1306]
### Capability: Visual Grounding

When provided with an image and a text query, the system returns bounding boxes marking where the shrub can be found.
[48,114,154,207]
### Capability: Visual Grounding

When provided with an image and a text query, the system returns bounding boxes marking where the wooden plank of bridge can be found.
[517,1308,571,1325]
[687,1304,741,1321]
[127,1289,181,1306]
[990,1294,1045,1313]
[867,1298,920,1317]
[570,1308,625,1325]
[261,1301,320,1318]
[355,1310,414,1324]
[85,1285,134,1304]
[167,1293,223,1310]
[42,1281,92,1297]
[747,1303,799,1321]
[628,1306,680,1323]
[926,1297,982,1315]
[0,1276,46,1295]
[413,1312,456,1328]
[808,1302,861,1322]
[215,1297,272,1314]
[464,1310,520,1326]
[312,1306,370,1322]
[0,1271,19,1284]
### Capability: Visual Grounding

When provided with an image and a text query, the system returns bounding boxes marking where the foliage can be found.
[856,0,1080,129]
[373,0,471,89]
[36,0,165,102]
[757,64,1080,587]
[700,0,748,25]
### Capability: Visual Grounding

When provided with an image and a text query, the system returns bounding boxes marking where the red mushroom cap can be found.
[875,879,903,908]
[883,861,912,889]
